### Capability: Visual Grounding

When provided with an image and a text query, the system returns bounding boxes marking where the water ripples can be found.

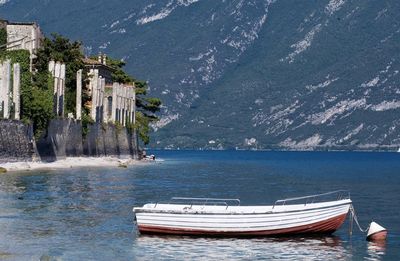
[0,151,398,260]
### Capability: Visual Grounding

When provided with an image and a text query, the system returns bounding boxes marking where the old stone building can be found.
[1,20,44,71]
[6,21,43,53]
[83,54,115,85]
[84,53,116,121]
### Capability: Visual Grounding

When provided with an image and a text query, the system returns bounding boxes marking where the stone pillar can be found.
[0,62,4,117]
[121,85,126,126]
[103,96,108,123]
[116,84,122,124]
[48,60,55,75]
[89,69,94,120]
[76,69,82,120]
[60,63,66,117]
[124,87,129,125]
[2,60,11,119]
[53,62,61,115]
[111,82,118,122]
[99,78,105,122]
[127,88,131,124]
[96,77,102,122]
[13,63,21,120]
[90,69,99,121]
[94,70,99,121]
[130,86,136,124]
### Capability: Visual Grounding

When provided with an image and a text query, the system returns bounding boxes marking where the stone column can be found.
[90,69,99,121]
[95,77,100,122]
[76,69,82,120]
[103,96,108,123]
[2,60,11,119]
[60,63,66,117]
[89,69,94,120]
[133,85,136,124]
[124,87,129,125]
[130,86,136,124]
[121,86,126,126]
[127,88,131,124]
[130,88,134,122]
[99,78,105,122]
[0,62,4,117]
[53,62,61,115]
[116,84,122,124]
[111,82,118,122]
[96,77,103,122]
[48,60,55,75]
[13,63,21,120]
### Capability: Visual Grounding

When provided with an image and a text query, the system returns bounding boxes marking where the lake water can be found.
[0,150,399,260]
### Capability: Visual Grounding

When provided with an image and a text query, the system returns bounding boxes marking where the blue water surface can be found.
[0,150,399,260]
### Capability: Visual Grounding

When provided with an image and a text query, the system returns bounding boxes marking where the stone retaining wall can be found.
[36,119,83,161]
[0,119,38,163]
[83,123,136,159]
[36,119,137,161]
[1,119,138,162]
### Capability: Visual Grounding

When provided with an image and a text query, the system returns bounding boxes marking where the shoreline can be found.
[0,157,143,172]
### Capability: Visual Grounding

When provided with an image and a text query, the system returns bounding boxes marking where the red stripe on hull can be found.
[137,213,348,237]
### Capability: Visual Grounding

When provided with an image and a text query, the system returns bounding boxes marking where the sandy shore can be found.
[0,157,140,172]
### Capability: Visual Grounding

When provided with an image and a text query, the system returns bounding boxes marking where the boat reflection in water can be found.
[133,235,350,260]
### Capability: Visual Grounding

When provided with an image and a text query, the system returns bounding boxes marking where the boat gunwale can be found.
[134,199,352,215]
[137,211,349,228]
[135,206,348,223]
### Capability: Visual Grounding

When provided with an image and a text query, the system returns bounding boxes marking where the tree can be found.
[134,80,162,145]
[35,33,86,116]
[106,56,162,145]
[0,48,53,137]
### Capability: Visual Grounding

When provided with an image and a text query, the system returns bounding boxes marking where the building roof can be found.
[7,22,38,26]
[83,57,103,66]
[82,57,116,72]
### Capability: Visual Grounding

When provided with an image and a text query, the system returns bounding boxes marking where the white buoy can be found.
[366,222,387,242]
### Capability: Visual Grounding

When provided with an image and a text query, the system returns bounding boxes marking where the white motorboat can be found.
[133,191,352,236]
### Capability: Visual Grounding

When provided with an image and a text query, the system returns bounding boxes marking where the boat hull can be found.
[137,213,347,236]
[134,199,351,237]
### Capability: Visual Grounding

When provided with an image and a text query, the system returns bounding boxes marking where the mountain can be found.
[1,0,400,150]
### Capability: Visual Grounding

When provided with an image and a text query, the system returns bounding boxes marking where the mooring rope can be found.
[350,204,369,233]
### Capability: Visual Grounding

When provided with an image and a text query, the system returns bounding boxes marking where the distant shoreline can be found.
[146,148,400,153]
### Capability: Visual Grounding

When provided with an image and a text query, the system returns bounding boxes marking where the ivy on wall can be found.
[0,50,54,138]
[0,28,6,49]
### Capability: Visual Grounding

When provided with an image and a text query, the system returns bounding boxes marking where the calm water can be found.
[0,150,399,260]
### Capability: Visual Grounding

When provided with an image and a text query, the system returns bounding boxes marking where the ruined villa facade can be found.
[0,20,139,162]
[1,19,136,126]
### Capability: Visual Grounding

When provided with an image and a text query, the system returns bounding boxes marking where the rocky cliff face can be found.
[1,0,400,150]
